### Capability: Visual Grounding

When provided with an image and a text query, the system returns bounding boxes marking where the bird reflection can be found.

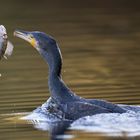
[30,120,72,140]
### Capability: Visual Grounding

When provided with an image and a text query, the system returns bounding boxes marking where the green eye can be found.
[29,34,34,39]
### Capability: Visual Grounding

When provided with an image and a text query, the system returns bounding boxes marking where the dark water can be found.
[0,0,140,139]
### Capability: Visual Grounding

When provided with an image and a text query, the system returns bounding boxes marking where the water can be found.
[0,0,140,139]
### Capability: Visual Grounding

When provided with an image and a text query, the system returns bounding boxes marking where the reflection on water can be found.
[0,0,140,140]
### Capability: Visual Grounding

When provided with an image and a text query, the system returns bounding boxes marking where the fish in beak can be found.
[0,25,14,60]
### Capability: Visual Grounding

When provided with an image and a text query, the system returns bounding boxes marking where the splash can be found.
[71,106,140,136]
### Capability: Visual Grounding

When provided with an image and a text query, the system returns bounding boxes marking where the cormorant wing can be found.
[86,99,126,113]
[63,101,112,120]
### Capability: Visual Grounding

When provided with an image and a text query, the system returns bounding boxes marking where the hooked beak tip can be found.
[14,29,23,37]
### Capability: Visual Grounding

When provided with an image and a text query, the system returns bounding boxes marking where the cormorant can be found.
[14,30,126,121]
[0,25,14,60]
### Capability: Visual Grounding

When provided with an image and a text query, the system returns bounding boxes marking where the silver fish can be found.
[0,25,14,60]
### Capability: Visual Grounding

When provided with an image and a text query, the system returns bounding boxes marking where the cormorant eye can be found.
[30,34,34,39]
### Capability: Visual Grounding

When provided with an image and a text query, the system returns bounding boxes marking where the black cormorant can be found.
[14,30,126,121]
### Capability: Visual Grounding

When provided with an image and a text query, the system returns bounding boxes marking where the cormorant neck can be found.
[39,43,62,77]
[39,44,75,102]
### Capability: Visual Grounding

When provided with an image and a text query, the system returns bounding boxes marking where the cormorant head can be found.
[14,29,62,75]
[14,29,57,53]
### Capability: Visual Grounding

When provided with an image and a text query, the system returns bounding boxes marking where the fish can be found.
[0,25,14,60]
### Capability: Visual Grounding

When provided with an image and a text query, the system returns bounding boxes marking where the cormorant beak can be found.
[14,29,37,48]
